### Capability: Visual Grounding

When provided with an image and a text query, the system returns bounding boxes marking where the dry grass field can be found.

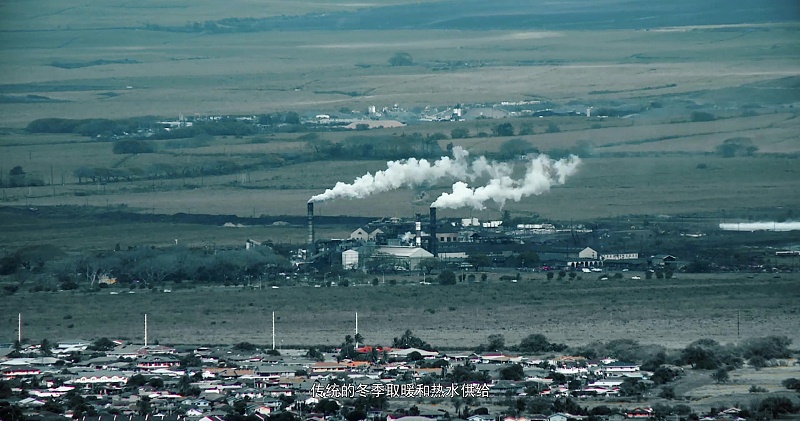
[1,150,798,230]
[4,273,799,350]
[0,1,798,126]
[1,2,798,227]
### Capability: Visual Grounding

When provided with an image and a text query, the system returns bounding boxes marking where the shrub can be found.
[438,270,456,285]
[659,386,676,399]
[711,368,729,383]
[742,336,792,360]
[690,111,716,122]
[388,52,413,66]
[499,364,525,381]
[651,365,683,385]
[232,342,257,351]
[758,397,795,418]
[516,333,567,353]
[749,385,768,393]
[716,137,758,157]
[60,281,79,291]
[451,127,469,139]
[492,122,514,137]
[112,139,155,154]
[749,355,767,370]
[781,378,800,391]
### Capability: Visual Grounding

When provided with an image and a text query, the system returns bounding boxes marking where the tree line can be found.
[1,244,291,293]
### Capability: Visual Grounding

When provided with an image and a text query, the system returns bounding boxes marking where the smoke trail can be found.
[309,147,581,208]
[431,154,581,210]
[309,147,494,203]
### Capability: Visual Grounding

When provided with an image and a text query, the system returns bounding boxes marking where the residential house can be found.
[106,345,145,359]
[18,397,46,408]
[387,348,439,359]
[650,255,677,268]
[137,355,180,370]
[310,362,349,374]
[626,408,654,419]
[56,340,91,354]
[70,370,129,386]
[1,365,41,379]
[387,416,438,421]
[602,361,639,375]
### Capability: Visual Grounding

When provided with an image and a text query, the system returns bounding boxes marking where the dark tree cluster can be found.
[716,137,758,157]
[306,132,444,161]
[26,117,154,137]
[391,329,435,351]
[2,166,44,188]
[2,244,290,292]
[513,333,567,353]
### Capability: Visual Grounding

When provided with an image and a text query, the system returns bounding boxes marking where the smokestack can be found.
[307,202,315,255]
[429,207,438,257]
[415,217,422,248]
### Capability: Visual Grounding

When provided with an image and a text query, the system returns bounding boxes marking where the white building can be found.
[601,252,639,261]
[350,227,384,242]
[342,249,360,270]
[374,246,434,270]
[579,247,598,259]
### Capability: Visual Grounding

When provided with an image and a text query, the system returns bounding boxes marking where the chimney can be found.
[415,216,422,248]
[429,207,438,257]
[307,202,315,255]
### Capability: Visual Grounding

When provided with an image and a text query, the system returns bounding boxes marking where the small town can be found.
[2,329,798,421]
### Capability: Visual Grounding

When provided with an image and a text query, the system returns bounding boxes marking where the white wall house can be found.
[350,228,370,241]
[579,247,598,259]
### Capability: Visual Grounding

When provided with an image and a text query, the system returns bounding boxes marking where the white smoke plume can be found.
[431,154,581,210]
[310,147,490,202]
[309,147,581,209]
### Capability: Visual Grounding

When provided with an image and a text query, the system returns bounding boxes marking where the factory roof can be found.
[375,246,433,259]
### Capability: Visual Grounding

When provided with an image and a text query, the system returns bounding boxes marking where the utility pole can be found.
[737,311,740,338]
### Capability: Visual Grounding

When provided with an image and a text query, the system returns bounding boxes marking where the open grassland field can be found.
[1,1,798,232]
[1,128,799,227]
[0,0,798,127]
[0,205,355,253]
[1,153,799,246]
[2,273,798,349]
